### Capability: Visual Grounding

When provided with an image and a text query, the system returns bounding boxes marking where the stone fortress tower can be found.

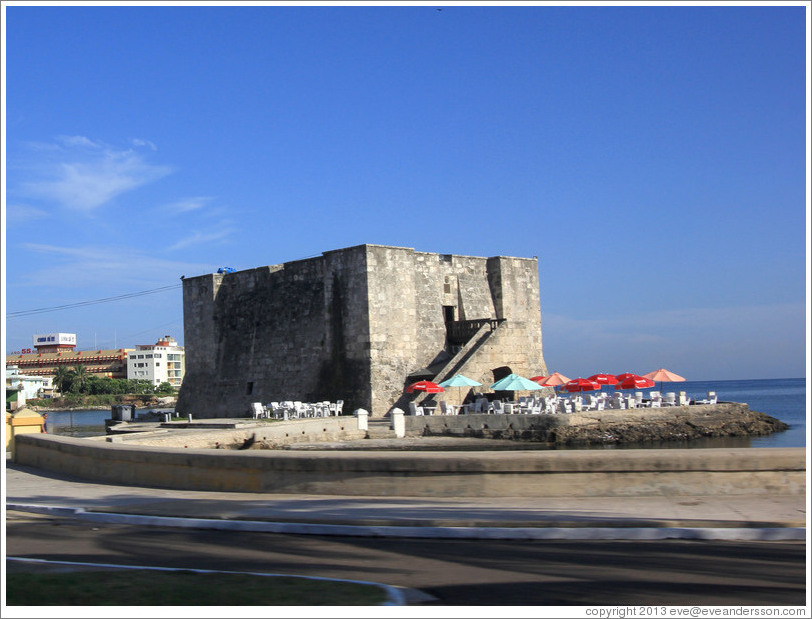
[176,244,547,418]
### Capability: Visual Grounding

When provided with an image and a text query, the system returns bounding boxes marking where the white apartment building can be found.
[6,366,53,409]
[126,335,185,389]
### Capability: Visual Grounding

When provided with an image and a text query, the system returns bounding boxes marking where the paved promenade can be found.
[4,461,806,540]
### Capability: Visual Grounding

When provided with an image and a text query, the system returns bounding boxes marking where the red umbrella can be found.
[614,376,656,390]
[588,373,619,387]
[406,380,444,394]
[562,378,601,393]
[532,372,571,387]
[642,368,686,393]
[615,372,642,382]
[642,368,686,383]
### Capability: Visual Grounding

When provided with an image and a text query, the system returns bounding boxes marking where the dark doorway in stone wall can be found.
[492,366,512,383]
[246,382,254,395]
[443,305,457,353]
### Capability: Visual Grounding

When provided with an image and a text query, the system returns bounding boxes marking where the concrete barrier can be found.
[13,433,805,498]
[104,416,367,449]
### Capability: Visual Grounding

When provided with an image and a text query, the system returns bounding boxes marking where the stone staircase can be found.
[366,419,397,439]
[413,319,506,406]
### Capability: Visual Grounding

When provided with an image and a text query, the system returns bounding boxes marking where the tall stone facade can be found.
[176,244,547,418]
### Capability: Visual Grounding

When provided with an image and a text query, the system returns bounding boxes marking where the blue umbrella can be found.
[439,374,482,388]
[439,374,483,408]
[490,373,543,392]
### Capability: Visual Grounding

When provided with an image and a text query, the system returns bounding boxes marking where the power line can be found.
[7,284,182,318]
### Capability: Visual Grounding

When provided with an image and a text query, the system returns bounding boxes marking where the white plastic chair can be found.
[664,392,676,406]
[440,401,459,415]
[611,393,626,409]
[408,402,424,416]
[677,392,690,406]
[649,391,662,408]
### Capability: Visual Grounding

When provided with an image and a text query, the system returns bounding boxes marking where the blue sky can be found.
[3,2,809,381]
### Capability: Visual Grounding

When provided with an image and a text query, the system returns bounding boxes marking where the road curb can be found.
[7,503,806,541]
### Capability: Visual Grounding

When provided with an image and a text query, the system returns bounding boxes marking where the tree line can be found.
[51,366,175,396]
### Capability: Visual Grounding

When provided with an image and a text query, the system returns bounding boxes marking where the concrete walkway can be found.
[4,461,806,541]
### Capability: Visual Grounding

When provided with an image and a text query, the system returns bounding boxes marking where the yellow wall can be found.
[6,408,46,458]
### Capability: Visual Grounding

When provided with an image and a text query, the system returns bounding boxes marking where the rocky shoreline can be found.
[415,404,790,447]
[541,410,787,446]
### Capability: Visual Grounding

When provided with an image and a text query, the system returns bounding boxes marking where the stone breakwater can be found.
[407,403,789,446]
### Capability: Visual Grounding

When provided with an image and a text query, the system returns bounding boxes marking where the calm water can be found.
[579,377,807,451]
[44,407,172,438]
[44,378,807,448]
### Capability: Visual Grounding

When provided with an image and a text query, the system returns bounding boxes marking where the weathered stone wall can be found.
[177,247,372,417]
[379,250,547,412]
[178,244,546,418]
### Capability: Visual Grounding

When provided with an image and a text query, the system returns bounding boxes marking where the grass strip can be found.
[6,569,388,606]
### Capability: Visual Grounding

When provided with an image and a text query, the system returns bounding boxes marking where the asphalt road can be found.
[6,511,806,607]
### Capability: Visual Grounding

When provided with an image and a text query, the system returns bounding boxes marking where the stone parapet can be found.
[103,417,367,449]
[13,432,804,498]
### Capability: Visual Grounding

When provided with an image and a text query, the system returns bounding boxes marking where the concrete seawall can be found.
[13,433,805,498]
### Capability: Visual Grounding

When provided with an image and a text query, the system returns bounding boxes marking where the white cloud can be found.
[164,196,214,214]
[55,135,102,149]
[5,203,49,225]
[168,228,234,251]
[132,138,158,151]
[15,136,172,212]
[16,242,212,289]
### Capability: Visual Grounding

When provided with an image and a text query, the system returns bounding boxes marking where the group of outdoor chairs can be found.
[251,400,344,420]
[407,391,718,416]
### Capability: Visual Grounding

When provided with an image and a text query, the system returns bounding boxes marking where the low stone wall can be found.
[104,417,367,449]
[13,432,804,497]
[405,403,789,445]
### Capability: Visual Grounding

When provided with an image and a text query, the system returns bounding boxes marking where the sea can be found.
[43,377,807,449]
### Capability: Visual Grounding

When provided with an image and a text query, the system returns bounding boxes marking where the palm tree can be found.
[52,366,73,395]
[70,365,89,393]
